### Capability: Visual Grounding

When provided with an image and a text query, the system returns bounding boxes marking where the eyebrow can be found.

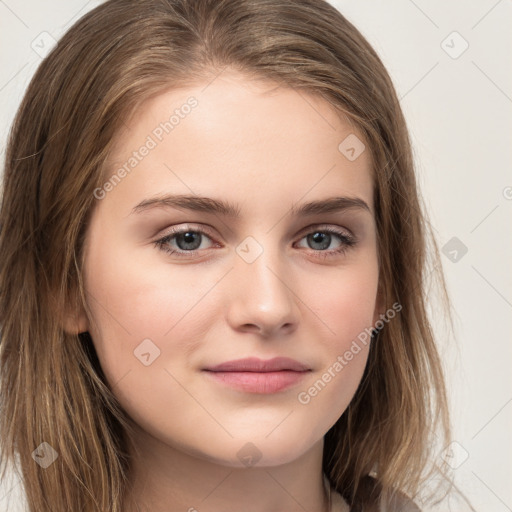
[131,194,371,217]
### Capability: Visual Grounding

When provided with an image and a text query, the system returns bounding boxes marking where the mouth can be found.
[202,357,312,394]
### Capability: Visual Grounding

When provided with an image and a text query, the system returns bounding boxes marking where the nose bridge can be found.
[237,234,291,301]
[228,234,298,333]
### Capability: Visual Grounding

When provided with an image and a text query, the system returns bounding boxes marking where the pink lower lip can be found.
[203,370,310,393]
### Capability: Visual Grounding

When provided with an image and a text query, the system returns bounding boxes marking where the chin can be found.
[193,432,318,469]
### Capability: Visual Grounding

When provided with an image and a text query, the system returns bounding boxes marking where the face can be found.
[79,70,382,467]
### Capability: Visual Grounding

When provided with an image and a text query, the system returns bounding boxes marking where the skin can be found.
[71,70,383,512]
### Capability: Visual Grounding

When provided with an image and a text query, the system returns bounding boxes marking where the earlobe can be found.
[62,308,89,335]
[52,286,90,335]
[372,285,386,328]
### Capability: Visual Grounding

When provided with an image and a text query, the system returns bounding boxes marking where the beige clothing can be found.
[324,475,421,512]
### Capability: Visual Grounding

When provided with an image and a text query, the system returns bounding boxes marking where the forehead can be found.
[101,71,374,218]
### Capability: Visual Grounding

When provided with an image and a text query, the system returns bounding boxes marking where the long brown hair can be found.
[0,0,454,510]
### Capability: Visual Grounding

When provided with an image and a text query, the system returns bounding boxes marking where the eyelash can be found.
[154,224,357,260]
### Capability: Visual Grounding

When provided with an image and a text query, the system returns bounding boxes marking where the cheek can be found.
[82,234,221,386]
[298,262,377,412]
[309,259,379,346]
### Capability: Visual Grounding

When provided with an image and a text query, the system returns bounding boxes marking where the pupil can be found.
[309,232,330,250]
[178,232,201,250]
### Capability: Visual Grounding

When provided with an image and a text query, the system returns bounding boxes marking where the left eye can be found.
[295,229,352,252]
[155,228,215,256]
[154,225,356,259]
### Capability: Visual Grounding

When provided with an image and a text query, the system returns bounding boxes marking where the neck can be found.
[122,422,330,512]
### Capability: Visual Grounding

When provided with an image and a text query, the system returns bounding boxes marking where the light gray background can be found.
[0,1,511,511]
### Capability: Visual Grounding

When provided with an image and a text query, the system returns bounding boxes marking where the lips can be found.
[202,357,311,394]
[204,356,311,372]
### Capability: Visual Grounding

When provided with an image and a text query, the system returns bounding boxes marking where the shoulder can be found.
[360,475,422,512]
[380,490,422,512]
[328,474,422,512]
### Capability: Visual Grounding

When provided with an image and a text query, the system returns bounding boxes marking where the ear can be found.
[62,306,89,335]
[371,281,386,327]
[53,291,89,335]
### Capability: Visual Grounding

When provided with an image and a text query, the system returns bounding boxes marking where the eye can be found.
[294,225,356,259]
[153,224,357,260]
[154,225,218,258]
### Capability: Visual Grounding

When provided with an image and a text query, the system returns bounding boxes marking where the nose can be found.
[225,242,300,338]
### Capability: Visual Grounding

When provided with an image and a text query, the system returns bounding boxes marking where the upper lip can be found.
[204,357,311,372]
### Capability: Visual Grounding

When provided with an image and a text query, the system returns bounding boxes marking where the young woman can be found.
[0,1,455,510]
